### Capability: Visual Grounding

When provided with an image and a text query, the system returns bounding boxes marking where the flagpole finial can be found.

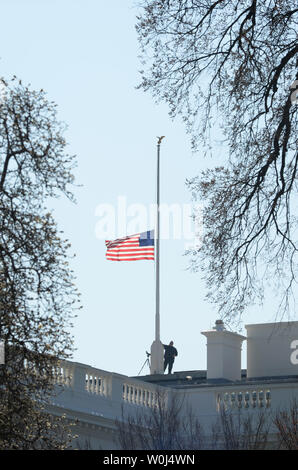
[157,136,165,145]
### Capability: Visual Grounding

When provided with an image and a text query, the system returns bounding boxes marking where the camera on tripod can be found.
[138,350,151,375]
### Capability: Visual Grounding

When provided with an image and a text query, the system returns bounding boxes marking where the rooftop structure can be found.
[46,320,298,449]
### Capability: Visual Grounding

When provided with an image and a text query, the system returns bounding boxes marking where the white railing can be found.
[52,361,162,409]
[216,389,271,410]
[122,382,159,408]
[23,358,73,387]
[85,369,110,397]
[53,361,276,415]
[52,362,73,387]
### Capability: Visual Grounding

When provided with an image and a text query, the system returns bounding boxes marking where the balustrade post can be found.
[71,363,88,392]
[110,374,124,404]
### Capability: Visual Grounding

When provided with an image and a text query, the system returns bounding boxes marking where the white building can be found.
[48,320,298,449]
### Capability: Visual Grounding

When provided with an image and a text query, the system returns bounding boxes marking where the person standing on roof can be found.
[163,341,178,374]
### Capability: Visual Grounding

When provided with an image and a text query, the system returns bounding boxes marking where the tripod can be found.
[137,351,151,376]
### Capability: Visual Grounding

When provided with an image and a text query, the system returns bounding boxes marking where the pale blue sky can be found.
[0,0,293,376]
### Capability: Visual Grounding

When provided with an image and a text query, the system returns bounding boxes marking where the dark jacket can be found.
[163,344,178,359]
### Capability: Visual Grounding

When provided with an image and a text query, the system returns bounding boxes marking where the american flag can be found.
[105,230,154,261]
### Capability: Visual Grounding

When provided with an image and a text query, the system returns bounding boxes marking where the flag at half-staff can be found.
[105,230,154,261]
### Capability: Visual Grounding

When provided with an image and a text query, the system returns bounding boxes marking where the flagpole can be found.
[155,136,164,341]
[150,136,165,375]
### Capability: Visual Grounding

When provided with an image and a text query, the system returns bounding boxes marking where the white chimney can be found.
[201,320,246,381]
[246,321,298,378]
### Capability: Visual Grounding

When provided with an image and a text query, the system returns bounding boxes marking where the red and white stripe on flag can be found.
[105,231,154,261]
